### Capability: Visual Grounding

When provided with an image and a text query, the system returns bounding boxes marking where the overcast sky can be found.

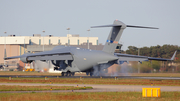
[0,0,180,50]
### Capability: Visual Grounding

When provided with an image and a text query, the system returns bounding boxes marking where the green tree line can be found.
[124,44,180,73]
[126,44,180,62]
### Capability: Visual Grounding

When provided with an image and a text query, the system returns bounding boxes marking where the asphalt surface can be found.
[0,75,179,93]
[0,75,180,80]
[0,83,180,93]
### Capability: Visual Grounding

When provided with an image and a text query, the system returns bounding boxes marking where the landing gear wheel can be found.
[65,72,68,76]
[68,72,72,76]
[86,72,89,76]
[61,72,64,76]
[72,72,75,76]
[54,67,58,70]
[90,72,93,76]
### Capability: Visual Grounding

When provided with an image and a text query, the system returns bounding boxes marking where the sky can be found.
[0,0,180,50]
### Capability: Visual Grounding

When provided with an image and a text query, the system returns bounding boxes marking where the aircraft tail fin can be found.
[91,20,158,54]
[91,20,126,54]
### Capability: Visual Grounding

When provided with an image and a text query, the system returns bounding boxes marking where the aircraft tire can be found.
[61,72,64,76]
[90,72,93,76]
[86,72,89,76]
[65,72,68,76]
[72,72,75,76]
[68,72,72,76]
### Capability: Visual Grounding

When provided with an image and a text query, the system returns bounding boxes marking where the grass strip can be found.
[0,77,180,86]
[0,85,92,91]
[0,92,180,101]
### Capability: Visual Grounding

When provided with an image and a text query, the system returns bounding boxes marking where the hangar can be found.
[0,34,102,71]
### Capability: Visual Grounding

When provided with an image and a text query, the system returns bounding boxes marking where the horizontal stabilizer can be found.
[91,24,158,29]
[92,20,158,54]
[91,24,121,28]
[127,25,158,29]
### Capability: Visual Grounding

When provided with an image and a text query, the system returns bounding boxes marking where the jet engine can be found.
[20,53,32,63]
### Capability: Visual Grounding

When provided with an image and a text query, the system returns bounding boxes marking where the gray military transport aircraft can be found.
[4,20,177,76]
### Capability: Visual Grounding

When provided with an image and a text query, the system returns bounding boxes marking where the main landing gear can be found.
[61,71,75,76]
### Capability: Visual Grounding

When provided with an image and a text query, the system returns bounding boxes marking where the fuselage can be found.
[52,46,118,72]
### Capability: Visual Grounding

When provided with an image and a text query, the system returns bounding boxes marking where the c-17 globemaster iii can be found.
[4,20,177,76]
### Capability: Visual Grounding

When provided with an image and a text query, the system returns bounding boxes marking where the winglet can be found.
[171,51,177,60]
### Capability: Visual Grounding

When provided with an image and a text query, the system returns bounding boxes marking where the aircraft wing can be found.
[4,54,29,60]
[115,54,148,62]
[115,51,177,62]
[4,50,73,61]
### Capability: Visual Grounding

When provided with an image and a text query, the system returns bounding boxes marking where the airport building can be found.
[0,34,101,71]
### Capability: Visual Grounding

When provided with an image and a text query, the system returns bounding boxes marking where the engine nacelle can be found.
[20,57,32,63]
[20,53,32,63]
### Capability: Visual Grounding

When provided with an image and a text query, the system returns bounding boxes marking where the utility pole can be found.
[138,46,140,73]
[42,30,45,51]
[87,29,90,49]
[4,31,7,70]
[24,38,25,69]
[24,38,25,53]
[67,28,70,46]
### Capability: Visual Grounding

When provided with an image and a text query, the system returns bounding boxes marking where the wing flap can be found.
[115,53,148,61]
[28,54,73,60]
[118,57,148,61]
[26,50,71,57]
[5,49,73,62]
[148,57,171,61]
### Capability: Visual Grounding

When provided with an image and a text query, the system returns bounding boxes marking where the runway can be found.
[0,83,180,93]
[0,75,180,80]
[0,75,179,93]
